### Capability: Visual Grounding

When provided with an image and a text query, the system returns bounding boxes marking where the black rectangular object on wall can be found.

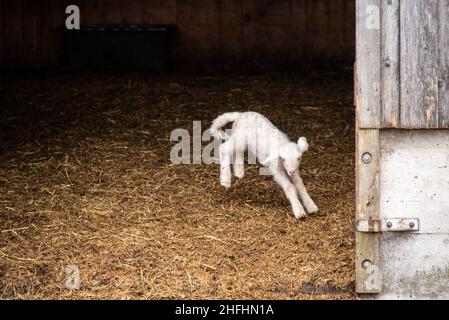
[62,25,174,70]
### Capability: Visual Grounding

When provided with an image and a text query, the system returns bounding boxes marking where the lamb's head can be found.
[262,137,309,176]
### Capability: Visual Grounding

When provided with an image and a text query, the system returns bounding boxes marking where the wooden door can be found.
[356,0,449,299]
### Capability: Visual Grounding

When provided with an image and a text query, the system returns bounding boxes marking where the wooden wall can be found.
[0,0,355,67]
[356,0,449,129]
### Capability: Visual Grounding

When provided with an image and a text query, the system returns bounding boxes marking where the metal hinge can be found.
[356,218,420,233]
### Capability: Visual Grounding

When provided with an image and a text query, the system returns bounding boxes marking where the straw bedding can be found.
[0,68,356,299]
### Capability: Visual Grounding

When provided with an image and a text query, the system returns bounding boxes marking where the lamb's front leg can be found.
[233,148,245,179]
[219,141,233,188]
[274,172,307,219]
[290,173,318,214]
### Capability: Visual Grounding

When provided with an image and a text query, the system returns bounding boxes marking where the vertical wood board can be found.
[380,0,400,127]
[355,129,381,293]
[438,0,449,128]
[400,0,439,128]
[356,0,381,128]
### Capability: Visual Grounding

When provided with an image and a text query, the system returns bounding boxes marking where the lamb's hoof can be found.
[221,179,231,189]
[235,172,245,179]
[306,204,319,214]
[293,210,307,220]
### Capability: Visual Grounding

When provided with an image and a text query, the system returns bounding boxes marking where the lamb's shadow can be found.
[212,167,292,209]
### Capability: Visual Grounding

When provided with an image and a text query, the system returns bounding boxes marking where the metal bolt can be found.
[409,222,415,229]
[362,152,373,164]
[362,260,372,270]
[387,221,393,228]
[385,60,391,68]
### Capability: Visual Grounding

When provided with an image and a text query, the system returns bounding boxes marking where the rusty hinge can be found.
[356,218,420,233]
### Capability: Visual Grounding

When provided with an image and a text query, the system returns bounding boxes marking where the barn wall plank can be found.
[400,1,439,129]
[328,0,345,61]
[0,0,3,64]
[44,0,70,65]
[380,0,400,127]
[81,0,105,25]
[143,0,164,24]
[121,0,144,24]
[22,0,41,65]
[356,0,381,128]
[162,0,178,24]
[242,0,291,61]
[103,0,122,23]
[343,0,356,57]
[438,0,449,128]
[290,0,307,59]
[220,0,243,58]
[177,0,221,60]
[2,0,23,65]
[305,0,329,61]
[355,129,381,293]
[38,0,51,65]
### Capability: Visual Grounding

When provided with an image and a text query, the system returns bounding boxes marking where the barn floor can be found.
[0,67,356,299]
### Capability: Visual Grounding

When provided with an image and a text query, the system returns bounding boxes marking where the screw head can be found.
[362,152,373,164]
[409,222,415,229]
[362,260,372,270]
[387,221,393,228]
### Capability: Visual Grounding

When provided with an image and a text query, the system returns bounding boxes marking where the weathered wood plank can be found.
[177,0,221,59]
[3,0,23,65]
[103,0,122,23]
[242,0,291,60]
[356,0,381,128]
[0,0,3,65]
[142,0,164,24]
[22,0,41,65]
[43,0,69,65]
[162,0,178,24]
[121,0,144,24]
[343,0,356,57]
[81,0,105,24]
[305,0,329,60]
[291,0,307,60]
[328,0,345,61]
[220,0,243,58]
[438,0,449,128]
[400,0,439,128]
[380,0,400,128]
[355,129,381,293]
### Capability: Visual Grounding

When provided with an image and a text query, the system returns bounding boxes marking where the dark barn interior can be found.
[0,0,356,299]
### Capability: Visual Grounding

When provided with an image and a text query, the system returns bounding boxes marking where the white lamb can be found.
[209,111,318,219]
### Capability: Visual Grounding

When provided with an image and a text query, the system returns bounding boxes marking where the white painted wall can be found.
[377,130,449,299]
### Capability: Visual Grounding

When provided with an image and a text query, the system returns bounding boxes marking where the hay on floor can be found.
[0,69,355,299]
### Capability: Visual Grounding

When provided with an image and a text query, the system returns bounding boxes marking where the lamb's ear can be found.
[261,152,279,166]
[297,137,309,152]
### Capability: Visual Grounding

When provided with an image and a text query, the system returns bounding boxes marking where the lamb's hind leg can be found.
[219,140,234,188]
[233,146,245,179]
[290,173,318,214]
[274,172,307,219]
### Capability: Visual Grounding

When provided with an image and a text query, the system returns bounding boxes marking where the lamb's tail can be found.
[209,112,241,140]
